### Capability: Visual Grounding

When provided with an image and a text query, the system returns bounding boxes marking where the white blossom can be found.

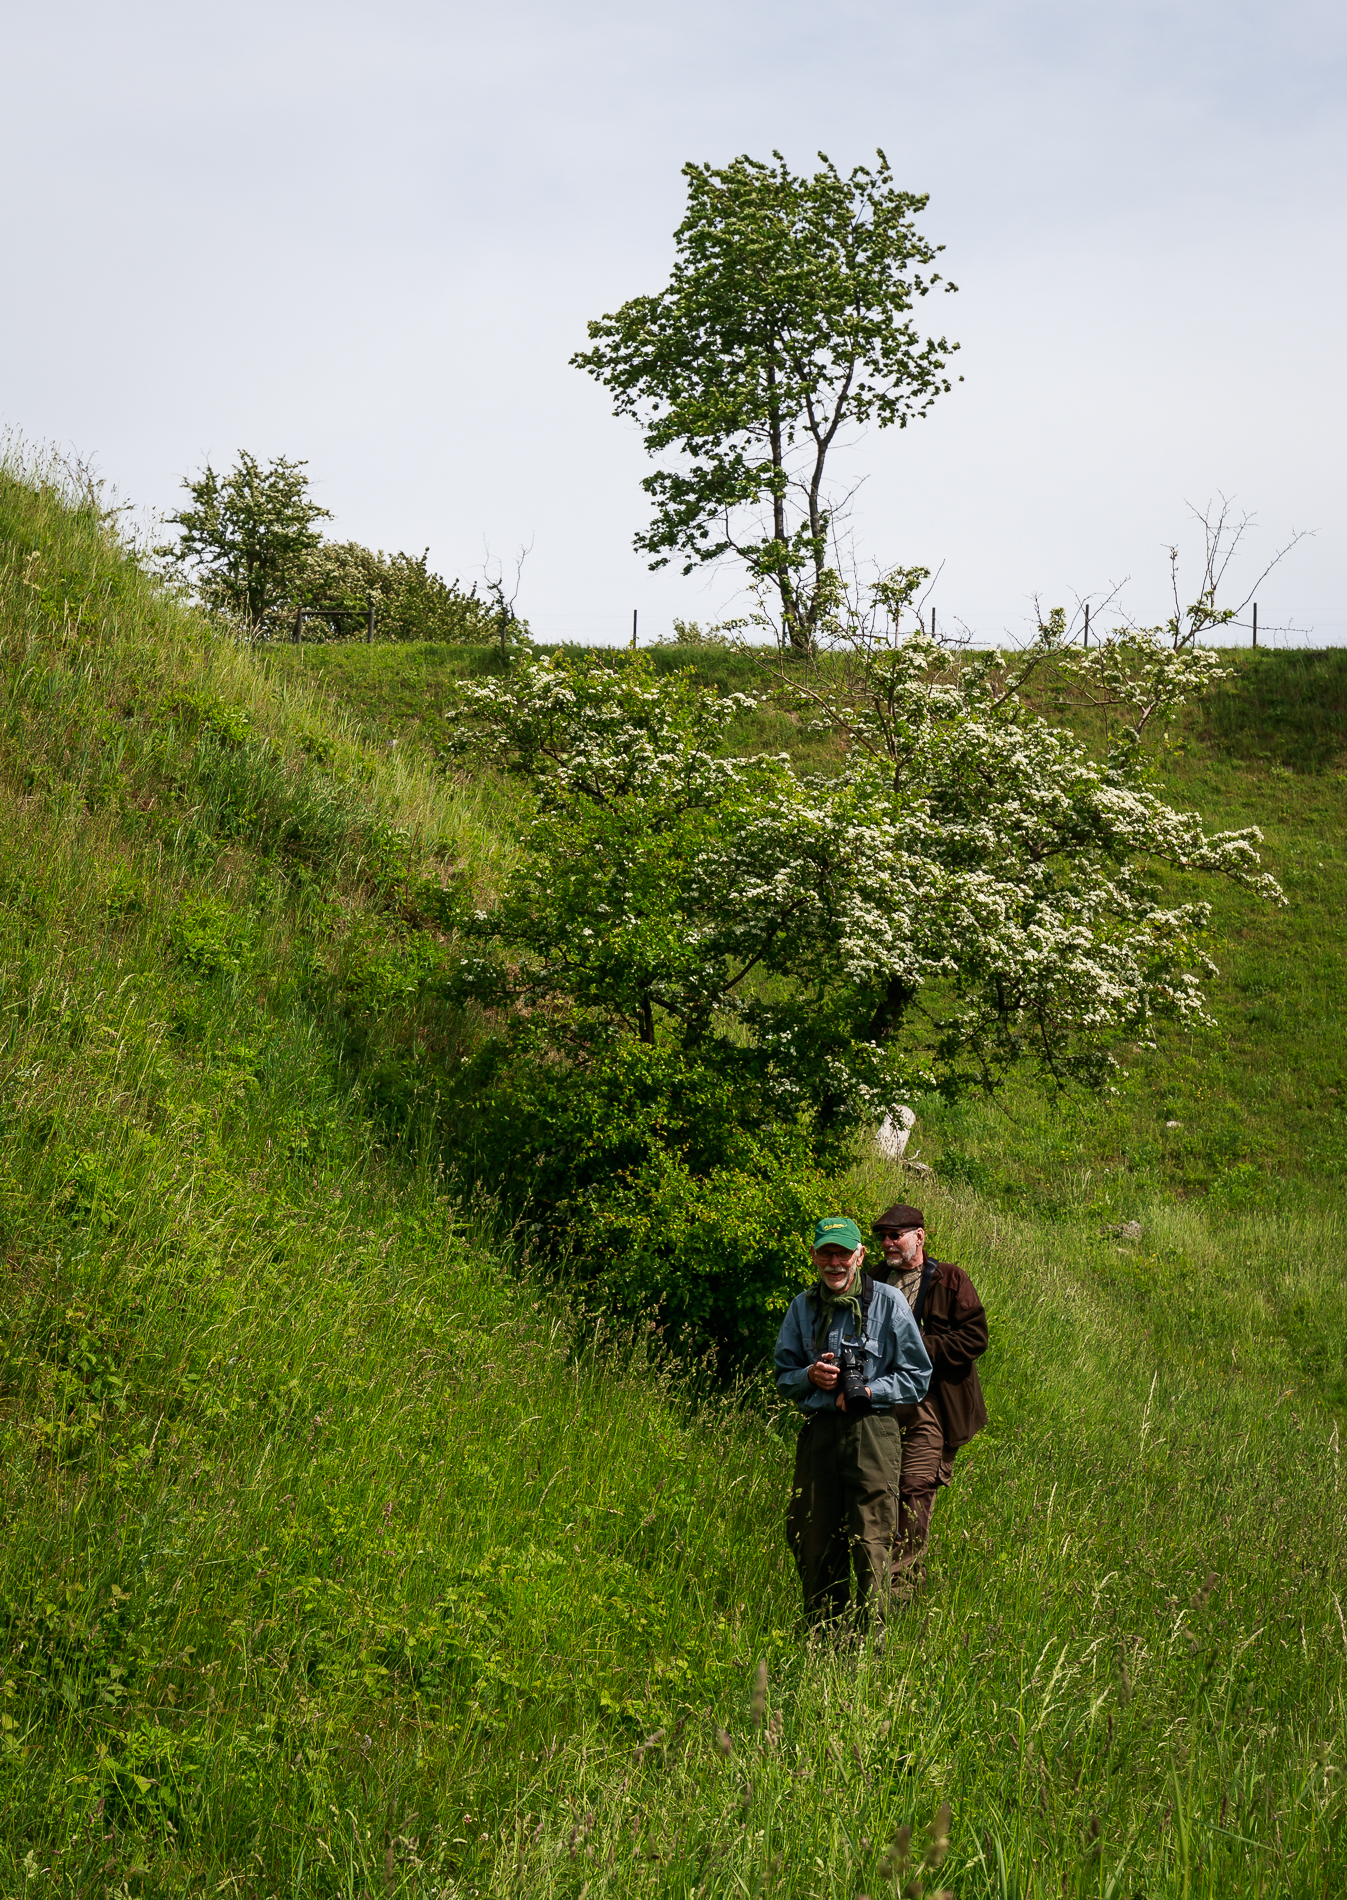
[446,649,1281,1127]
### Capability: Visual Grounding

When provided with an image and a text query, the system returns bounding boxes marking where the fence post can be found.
[632,609,638,650]
[1083,602,1090,648]
[293,604,303,644]
[366,599,375,644]
[1252,602,1258,648]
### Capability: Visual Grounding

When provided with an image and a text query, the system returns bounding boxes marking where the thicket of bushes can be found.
[162,449,518,646]
[443,1037,829,1359]
[296,540,502,644]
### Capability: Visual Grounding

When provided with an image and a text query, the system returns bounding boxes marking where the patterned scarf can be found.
[811,1268,864,1353]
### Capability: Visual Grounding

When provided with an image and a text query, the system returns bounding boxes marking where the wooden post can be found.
[1252,602,1258,648]
[293,604,303,644]
[366,599,375,644]
[1084,602,1090,648]
[632,609,638,650]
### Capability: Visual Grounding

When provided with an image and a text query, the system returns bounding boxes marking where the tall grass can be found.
[1,455,1345,1896]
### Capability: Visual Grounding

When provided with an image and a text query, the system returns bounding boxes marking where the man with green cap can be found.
[773,1216,932,1629]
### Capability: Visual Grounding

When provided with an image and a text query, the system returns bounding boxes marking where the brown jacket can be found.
[873,1256,988,1447]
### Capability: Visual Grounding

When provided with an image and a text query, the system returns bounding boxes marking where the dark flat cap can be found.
[873,1202,925,1232]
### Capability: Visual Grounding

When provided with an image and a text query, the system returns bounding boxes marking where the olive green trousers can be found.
[786,1409,902,1626]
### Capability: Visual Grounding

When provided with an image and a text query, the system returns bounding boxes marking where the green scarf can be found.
[811,1270,864,1353]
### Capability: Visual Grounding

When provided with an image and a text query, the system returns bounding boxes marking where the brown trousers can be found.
[786,1409,902,1626]
[892,1396,955,1591]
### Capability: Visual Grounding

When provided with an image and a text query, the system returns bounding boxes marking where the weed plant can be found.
[0,455,1344,1896]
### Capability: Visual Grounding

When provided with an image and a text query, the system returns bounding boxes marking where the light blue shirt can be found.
[774,1278,932,1415]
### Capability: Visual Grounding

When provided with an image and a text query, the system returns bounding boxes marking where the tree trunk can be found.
[865,973,917,1045]
[766,358,809,654]
[816,974,917,1132]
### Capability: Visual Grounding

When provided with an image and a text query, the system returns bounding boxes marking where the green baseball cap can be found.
[812,1215,863,1252]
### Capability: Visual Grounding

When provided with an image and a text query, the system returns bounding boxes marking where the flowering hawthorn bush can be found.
[442,642,1279,1354]
[450,646,1276,1107]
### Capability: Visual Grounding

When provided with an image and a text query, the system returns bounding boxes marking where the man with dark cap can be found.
[774,1215,932,1631]
[869,1202,988,1597]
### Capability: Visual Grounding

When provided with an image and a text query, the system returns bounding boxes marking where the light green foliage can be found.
[667,617,731,647]
[0,455,1345,1897]
[168,892,246,976]
[165,451,331,634]
[572,151,958,653]
[166,455,502,648]
[298,540,501,645]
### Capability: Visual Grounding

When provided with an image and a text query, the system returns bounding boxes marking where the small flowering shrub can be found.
[296,539,502,644]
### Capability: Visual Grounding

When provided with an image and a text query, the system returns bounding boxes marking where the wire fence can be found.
[534,611,1347,652]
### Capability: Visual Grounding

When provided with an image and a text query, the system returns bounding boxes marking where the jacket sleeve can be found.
[866,1296,932,1411]
[925,1268,989,1382]
[774,1295,816,1405]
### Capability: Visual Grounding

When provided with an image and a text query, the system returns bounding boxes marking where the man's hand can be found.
[808,1352,840,1392]
[835,1385,872,1413]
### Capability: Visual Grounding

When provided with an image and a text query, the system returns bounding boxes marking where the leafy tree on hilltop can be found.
[167,452,330,633]
[572,150,959,654]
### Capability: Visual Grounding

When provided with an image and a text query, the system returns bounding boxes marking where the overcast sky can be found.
[4,0,1344,645]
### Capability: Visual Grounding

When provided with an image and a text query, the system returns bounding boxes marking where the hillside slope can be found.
[1,464,1344,1899]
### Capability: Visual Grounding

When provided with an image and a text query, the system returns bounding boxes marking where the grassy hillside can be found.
[272,638,844,774]
[2,463,1345,1899]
